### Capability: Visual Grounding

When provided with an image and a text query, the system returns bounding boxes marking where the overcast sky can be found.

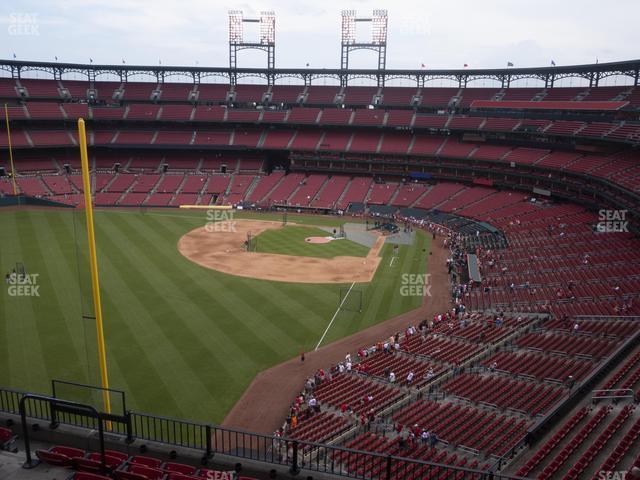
[1,0,639,84]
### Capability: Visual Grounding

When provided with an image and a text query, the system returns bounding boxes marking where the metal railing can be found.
[0,385,528,480]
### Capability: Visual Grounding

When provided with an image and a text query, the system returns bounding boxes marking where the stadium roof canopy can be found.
[1,58,639,88]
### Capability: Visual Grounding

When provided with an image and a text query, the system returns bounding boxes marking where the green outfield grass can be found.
[0,208,430,423]
[254,225,369,258]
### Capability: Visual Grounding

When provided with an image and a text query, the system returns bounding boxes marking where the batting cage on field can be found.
[339,286,363,313]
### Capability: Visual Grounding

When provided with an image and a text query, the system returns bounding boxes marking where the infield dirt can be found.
[178,219,384,283]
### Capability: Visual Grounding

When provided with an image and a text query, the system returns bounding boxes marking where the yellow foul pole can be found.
[77,118,111,416]
[3,104,18,195]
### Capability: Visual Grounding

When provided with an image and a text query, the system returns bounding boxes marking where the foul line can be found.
[390,256,398,267]
[315,281,356,351]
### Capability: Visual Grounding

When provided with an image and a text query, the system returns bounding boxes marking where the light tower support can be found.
[229,10,276,85]
[340,9,388,87]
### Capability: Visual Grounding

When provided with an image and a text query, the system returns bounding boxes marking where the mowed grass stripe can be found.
[384,233,429,317]
[106,213,300,419]
[0,212,17,386]
[27,211,90,385]
[130,213,291,361]
[94,214,228,419]
[0,209,431,423]
[0,212,24,388]
[97,213,255,369]
[41,211,99,383]
[2,213,50,391]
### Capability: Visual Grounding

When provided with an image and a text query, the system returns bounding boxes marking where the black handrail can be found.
[19,393,106,472]
[2,386,529,480]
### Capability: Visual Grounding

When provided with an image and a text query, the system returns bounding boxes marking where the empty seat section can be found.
[379,132,411,154]
[270,85,303,104]
[349,132,380,153]
[193,129,231,146]
[159,82,193,101]
[352,109,384,126]
[318,109,352,125]
[343,87,378,106]
[305,86,339,105]
[337,177,372,210]
[410,135,445,155]
[196,83,229,102]
[154,131,193,145]
[26,102,64,119]
[381,86,417,106]
[420,88,458,108]
[318,131,351,151]
[20,79,61,98]
[311,175,350,209]
[121,82,156,101]
[264,173,305,205]
[245,171,285,204]
[367,183,399,205]
[233,84,267,104]
[262,130,293,149]
[414,182,465,209]
[232,129,261,147]
[289,174,327,206]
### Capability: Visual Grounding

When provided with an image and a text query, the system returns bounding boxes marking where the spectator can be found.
[566,375,576,390]
[389,371,396,383]
[406,371,414,385]
[425,368,435,381]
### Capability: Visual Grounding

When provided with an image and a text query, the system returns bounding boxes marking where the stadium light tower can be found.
[228,10,276,85]
[340,9,388,76]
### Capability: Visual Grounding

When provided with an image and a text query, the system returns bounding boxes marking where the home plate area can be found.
[304,236,342,244]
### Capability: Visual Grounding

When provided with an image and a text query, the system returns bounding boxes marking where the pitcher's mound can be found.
[305,236,334,244]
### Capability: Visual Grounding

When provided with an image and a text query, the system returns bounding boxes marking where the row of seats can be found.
[515,406,590,478]
[334,432,490,480]
[534,405,612,479]
[286,411,351,444]
[544,318,639,338]
[440,373,565,416]
[598,351,640,395]
[8,100,640,139]
[480,350,595,382]
[312,373,403,416]
[392,399,532,455]
[35,445,254,480]
[5,130,640,194]
[515,332,620,359]
[0,426,17,451]
[401,335,484,364]
[3,77,636,106]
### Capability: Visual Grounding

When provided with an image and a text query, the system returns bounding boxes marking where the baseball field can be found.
[0,207,430,424]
